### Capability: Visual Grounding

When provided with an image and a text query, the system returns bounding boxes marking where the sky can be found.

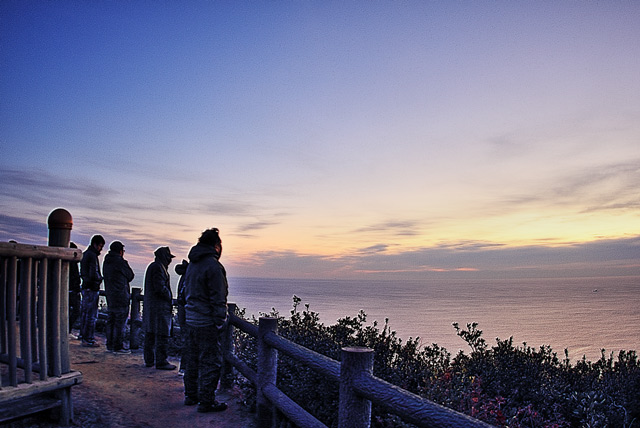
[1,1,640,284]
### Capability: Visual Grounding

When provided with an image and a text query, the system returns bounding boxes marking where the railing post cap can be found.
[47,208,73,230]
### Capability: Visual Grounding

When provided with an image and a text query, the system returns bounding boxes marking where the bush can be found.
[228,297,639,428]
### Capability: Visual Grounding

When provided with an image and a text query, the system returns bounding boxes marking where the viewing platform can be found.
[7,331,256,427]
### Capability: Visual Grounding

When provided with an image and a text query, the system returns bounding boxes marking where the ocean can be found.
[226,276,640,362]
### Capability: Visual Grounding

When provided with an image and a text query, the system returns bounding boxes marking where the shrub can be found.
[208,297,640,427]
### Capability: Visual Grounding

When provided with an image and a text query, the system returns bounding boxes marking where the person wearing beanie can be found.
[182,228,228,413]
[103,240,135,354]
[142,246,176,370]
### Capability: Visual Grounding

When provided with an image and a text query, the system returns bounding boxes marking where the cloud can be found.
[229,236,640,280]
[236,220,280,234]
[491,159,640,217]
[0,213,47,244]
[199,200,260,217]
[0,167,115,206]
[357,244,390,255]
[354,220,422,237]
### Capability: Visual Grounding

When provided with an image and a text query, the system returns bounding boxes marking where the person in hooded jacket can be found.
[182,228,228,413]
[142,246,176,370]
[103,240,135,354]
[175,259,189,374]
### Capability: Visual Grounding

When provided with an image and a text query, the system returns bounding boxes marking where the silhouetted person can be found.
[103,240,135,354]
[143,246,176,370]
[68,242,81,338]
[80,234,105,347]
[182,228,228,412]
[175,259,189,374]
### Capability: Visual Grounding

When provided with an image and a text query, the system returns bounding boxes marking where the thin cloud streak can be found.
[231,236,640,280]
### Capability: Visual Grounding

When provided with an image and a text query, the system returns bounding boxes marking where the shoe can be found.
[156,363,176,370]
[69,333,78,340]
[82,341,100,348]
[197,401,227,413]
[178,369,185,377]
[113,348,131,354]
[184,396,198,406]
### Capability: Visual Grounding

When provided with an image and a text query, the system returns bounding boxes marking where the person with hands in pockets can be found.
[143,246,176,370]
[182,228,229,413]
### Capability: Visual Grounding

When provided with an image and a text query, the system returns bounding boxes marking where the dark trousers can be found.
[183,324,222,405]
[178,306,186,371]
[69,291,81,332]
[80,289,99,342]
[144,332,169,367]
[106,306,129,351]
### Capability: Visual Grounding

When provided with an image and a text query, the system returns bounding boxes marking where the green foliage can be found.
[224,297,640,428]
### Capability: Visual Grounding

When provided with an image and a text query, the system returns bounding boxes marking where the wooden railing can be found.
[221,303,494,428]
[0,209,83,425]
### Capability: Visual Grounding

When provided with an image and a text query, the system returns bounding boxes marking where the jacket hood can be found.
[104,251,122,262]
[187,243,218,263]
[175,259,189,275]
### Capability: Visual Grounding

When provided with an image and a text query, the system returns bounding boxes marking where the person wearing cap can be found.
[103,240,135,354]
[80,234,105,347]
[182,228,228,412]
[143,246,176,370]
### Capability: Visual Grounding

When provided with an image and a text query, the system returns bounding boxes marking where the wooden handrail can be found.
[222,305,494,428]
[0,242,82,262]
[1,208,82,426]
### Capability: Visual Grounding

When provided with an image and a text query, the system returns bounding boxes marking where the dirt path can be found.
[12,333,257,428]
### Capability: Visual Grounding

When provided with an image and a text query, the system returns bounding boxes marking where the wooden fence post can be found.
[258,317,278,428]
[47,208,72,375]
[47,208,74,424]
[339,347,374,428]
[129,288,142,350]
[221,303,236,388]
[6,256,18,386]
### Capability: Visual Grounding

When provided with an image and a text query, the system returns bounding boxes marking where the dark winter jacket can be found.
[184,243,228,328]
[103,250,135,309]
[69,260,81,293]
[142,249,173,336]
[175,260,189,327]
[80,245,103,291]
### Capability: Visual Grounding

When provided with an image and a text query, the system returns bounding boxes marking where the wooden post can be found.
[38,258,48,381]
[221,303,236,388]
[1,257,6,356]
[339,347,374,428]
[257,317,278,428]
[47,208,72,374]
[129,288,142,350]
[57,386,73,426]
[7,256,18,387]
[47,208,72,248]
[30,262,38,367]
[19,258,33,383]
[51,259,62,377]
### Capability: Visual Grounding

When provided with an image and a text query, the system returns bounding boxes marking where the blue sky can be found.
[1,1,639,282]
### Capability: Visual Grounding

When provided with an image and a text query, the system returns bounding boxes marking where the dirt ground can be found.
[8,332,257,428]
